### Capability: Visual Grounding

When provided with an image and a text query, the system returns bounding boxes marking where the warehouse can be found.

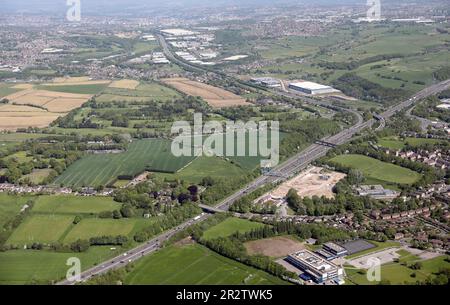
[289,81,338,95]
[250,77,281,88]
[286,250,344,283]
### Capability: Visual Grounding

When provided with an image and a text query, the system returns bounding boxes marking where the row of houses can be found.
[370,204,441,220]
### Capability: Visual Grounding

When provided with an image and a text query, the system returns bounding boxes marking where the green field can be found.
[330,154,421,185]
[378,137,446,150]
[96,82,180,103]
[53,138,196,187]
[154,156,248,184]
[0,194,33,228]
[0,133,54,142]
[20,169,54,184]
[125,244,287,285]
[346,254,450,285]
[0,85,21,98]
[33,195,121,214]
[63,218,149,243]
[202,217,265,241]
[0,247,120,284]
[6,214,75,245]
[37,84,108,95]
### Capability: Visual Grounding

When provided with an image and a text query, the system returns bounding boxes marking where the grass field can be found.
[0,85,21,98]
[0,194,32,228]
[346,254,450,285]
[0,247,120,284]
[96,82,180,103]
[36,84,108,95]
[378,137,446,150]
[20,169,54,184]
[53,138,196,187]
[330,154,421,185]
[63,218,149,243]
[202,217,265,241]
[125,244,287,285]
[32,195,120,214]
[6,214,74,245]
[153,156,248,184]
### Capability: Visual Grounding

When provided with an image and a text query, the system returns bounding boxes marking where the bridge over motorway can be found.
[198,203,226,213]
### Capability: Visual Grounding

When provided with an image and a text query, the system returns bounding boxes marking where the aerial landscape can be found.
[0,0,449,293]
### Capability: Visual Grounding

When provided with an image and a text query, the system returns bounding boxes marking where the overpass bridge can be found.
[315,140,337,148]
[198,204,226,214]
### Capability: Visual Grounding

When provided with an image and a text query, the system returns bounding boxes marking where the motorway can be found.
[57,36,450,285]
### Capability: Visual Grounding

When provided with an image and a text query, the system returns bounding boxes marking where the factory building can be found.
[289,81,338,95]
[250,77,281,88]
[286,250,344,283]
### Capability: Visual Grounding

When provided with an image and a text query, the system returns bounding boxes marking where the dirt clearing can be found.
[270,166,346,199]
[244,236,305,258]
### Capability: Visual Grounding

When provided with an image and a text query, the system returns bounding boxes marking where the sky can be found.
[0,0,368,13]
[0,0,417,15]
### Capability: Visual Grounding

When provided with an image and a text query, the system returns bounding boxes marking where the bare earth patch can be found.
[162,77,250,108]
[244,236,305,258]
[270,166,346,199]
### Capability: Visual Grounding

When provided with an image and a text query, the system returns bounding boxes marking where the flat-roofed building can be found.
[286,250,344,283]
[323,242,348,257]
[289,81,339,95]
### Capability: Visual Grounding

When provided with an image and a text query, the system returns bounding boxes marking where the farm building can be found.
[289,81,338,95]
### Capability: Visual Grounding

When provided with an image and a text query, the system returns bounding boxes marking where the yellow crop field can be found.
[109,79,140,89]
[53,76,92,83]
[12,84,34,89]
[44,98,88,113]
[162,78,249,108]
[0,105,46,112]
[0,115,62,130]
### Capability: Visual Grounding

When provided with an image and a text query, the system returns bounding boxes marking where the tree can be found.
[113,210,122,219]
[73,215,82,225]
[70,239,90,252]
[348,169,364,185]
[120,204,134,218]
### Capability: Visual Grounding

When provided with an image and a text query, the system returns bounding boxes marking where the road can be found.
[57,36,450,285]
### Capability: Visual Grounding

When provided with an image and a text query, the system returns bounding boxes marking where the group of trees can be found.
[332,73,408,105]
[133,204,201,243]
[233,220,354,245]
[319,54,405,71]
[0,134,128,185]
[412,96,450,123]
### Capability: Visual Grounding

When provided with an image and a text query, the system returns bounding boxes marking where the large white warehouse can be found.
[289,81,338,95]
